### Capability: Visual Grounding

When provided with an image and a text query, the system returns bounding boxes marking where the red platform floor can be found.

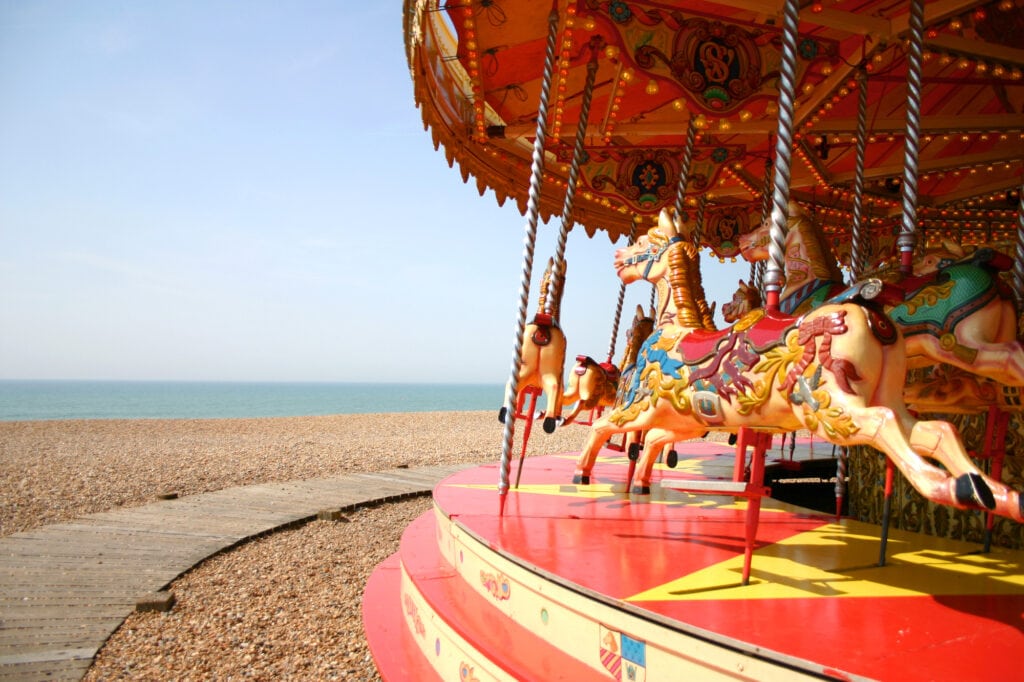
[429,442,1024,681]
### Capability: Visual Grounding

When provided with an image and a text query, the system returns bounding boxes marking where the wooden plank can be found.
[0,658,93,681]
[0,646,98,666]
[0,622,121,642]
[0,465,457,680]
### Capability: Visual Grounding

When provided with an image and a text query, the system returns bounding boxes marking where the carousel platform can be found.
[363,440,1024,681]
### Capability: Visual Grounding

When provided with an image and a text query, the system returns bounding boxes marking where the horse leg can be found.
[912,334,1024,387]
[909,420,1024,522]
[969,341,1024,387]
[560,401,583,427]
[833,403,995,513]
[631,428,676,494]
[573,416,621,484]
[540,372,562,433]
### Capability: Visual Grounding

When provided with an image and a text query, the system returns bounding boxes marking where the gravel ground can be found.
[0,411,587,537]
[0,411,592,680]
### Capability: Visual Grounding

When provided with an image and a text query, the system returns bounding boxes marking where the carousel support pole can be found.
[878,457,895,566]
[513,36,602,491]
[498,4,560,516]
[546,40,602,312]
[849,69,869,280]
[741,432,771,586]
[981,405,1010,553]
[752,158,772,293]
[672,118,699,219]
[694,193,708,251]
[897,0,925,275]
[512,385,544,485]
[764,0,801,312]
[834,446,847,522]
[607,217,639,363]
[1012,181,1024,312]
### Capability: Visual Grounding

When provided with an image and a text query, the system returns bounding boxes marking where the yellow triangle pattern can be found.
[628,520,1024,602]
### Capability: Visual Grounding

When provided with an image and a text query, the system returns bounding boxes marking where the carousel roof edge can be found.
[403,0,636,244]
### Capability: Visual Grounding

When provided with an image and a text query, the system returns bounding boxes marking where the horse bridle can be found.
[621,235,686,280]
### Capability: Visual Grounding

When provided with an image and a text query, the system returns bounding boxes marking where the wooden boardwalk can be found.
[0,464,472,681]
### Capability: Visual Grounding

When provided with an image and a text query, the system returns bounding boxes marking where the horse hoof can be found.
[631,484,651,495]
[666,450,678,468]
[955,473,995,511]
[498,407,507,424]
[543,417,557,434]
[728,433,738,446]
[627,443,641,461]
[572,474,590,485]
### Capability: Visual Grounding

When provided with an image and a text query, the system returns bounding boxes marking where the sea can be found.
[0,380,508,422]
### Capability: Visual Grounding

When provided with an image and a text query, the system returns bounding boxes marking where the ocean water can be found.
[0,381,507,421]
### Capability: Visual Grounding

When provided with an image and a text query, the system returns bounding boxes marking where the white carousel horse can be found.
[737,202,1024,386]
[573,206,1024,524]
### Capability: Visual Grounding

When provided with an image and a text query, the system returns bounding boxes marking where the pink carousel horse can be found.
[573,206,1024,526]
[737,202,1024,386]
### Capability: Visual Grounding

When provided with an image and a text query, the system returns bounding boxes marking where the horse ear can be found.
[941,239,965,258]
[657,207,675,235]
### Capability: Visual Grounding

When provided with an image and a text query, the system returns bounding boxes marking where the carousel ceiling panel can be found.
[405,0,1024,258]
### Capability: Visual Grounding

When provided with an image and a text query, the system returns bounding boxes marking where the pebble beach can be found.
[1,411,587,680]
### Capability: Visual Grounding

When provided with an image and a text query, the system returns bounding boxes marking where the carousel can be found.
[366,0,1024,679]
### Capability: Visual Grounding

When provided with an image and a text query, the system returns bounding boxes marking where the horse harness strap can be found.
[530,313,559,346]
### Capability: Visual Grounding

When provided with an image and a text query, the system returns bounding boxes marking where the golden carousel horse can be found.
[500,257,567,434]
[721,279,762,323]
[560,305,655,426]
[572,206,1024,524]
[737,202,1024,387]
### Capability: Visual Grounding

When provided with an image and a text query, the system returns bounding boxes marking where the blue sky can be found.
[0,2,750,384]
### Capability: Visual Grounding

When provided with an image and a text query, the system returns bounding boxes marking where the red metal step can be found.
[365,510,605,680]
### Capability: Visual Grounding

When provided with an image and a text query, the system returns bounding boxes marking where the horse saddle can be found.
[573,355,620,383]
[677,309,796,366]
[530,313,558,346]
[891,248,1012,300]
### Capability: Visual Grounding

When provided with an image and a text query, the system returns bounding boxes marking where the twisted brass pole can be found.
[1014,183,1024,312]
[897,0,925,274]
[764,0,800,311]
[849,70,869,280]
[498,6,560,513]
[608,218,639,362]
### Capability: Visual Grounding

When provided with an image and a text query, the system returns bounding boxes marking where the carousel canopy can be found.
[404,0,1024,264]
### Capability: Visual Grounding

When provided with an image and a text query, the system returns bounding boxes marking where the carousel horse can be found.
[572,206,1024,524]
[560,305,654,426]
[560,355,619,426]
[721,279,762,323]
[737,202,1024,387]
[499,257,567,434]
[723,279,1024,414]
[902,364,1024,415]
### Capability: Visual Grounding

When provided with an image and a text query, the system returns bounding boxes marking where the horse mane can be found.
[619,306,654,371]
[536,257,567,320]
[789,207,845,283]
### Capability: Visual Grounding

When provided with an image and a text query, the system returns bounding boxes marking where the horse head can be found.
[722,279,762,323]
[614,207,689,286]
[620,304,656,370]
[914,240,966,276]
